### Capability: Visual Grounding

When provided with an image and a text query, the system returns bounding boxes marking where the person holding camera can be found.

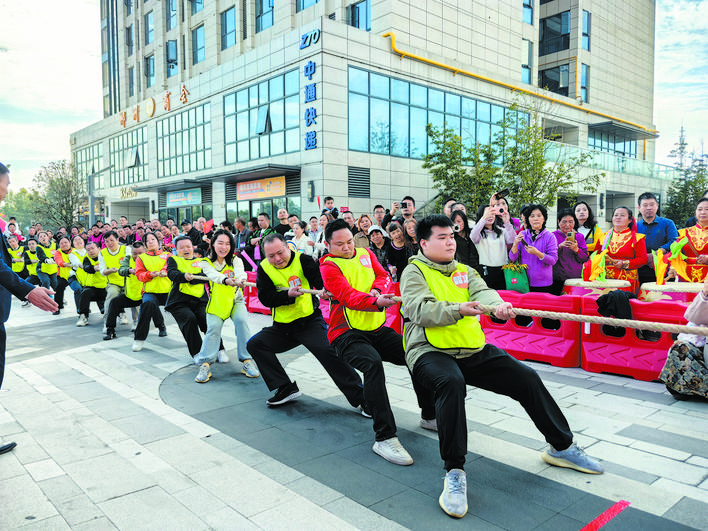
[450,210,480,272]
[509,204,558,293]
[383,196,416,228]
[471,204,516,290]
[551,209,589,295]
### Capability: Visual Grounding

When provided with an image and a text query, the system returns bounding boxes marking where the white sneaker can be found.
[439,469,468,518]
[76,315,88,327]
[217,349,230,363]
[420,418,438,432]
[372,437,413,466]
[132,340,144,352]
[120,313,129,325]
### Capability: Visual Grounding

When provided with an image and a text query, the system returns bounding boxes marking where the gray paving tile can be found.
[532,513,585,530]
[134,363,170,379]
[18,514,71,530]
[560,493,616,522]
[587,382,675,404]
[55,493,105,526]
[0,473,59,528]
[111,412,185,444]
[604,506,699,530]
[537,371,608,389]
[38,475,85,505]
[83,396,149,421]
[71,516,118,530]
[60,382,119,403]
[662,496,708,530]
[239,426,337,466]
[42,370,94,387]
[618,424,708,459]
[602,462,660,484]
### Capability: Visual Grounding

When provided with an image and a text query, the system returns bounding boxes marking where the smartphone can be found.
[493,188,510,201]
[520,240,528,247]
[453,224,461,233]
[401,201,409,209]
[566,232,574,239]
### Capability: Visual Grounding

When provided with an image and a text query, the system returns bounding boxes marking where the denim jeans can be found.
[194,300,251,365]
[37,271,57,292]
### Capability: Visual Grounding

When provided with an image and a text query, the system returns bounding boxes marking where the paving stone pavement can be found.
[0,297,706,530]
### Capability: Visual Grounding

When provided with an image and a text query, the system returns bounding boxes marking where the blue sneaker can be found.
[542,442,604,474]
[439,469,467,518]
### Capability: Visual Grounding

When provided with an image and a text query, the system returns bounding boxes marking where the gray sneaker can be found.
[542,442,604,474]
[372,437,413,466]
[195,363,211,383]
[420,417,438,432]
[241,359,260,378]
[439,469,467,518]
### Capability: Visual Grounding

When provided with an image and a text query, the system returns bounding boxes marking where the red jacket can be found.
[320,248,393,343]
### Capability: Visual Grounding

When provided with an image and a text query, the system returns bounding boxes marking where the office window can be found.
[523,0,533,25]
[349,0,370,31]
[539,64,569,96]
[144,11,154,44]
[539,11,570,56]
[521,39,532,84]
[126,25,134,56]
[156,103,212,177]
[145,55,155,87]
[588,131,636,158]
[192,25,205,64]
[221,7,236,50]
[74,142,105,191]
[582,10,591,51]
[581,64,589,103]
[109,127,148,187]
[166,0,177,30]
[297,0,318,12]
[125,0,132,15]
[166,40,178,77]
[128,66,135,96]
[191,0,203,15]
[256,0,274,32]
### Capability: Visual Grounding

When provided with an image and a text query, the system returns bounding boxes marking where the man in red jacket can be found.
[320,219,435,467]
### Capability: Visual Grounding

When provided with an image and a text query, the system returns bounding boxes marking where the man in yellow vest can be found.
[99,231,130,331]
[6,235,26,279]
[246,233,365,409]
[76,241,107,326]
[102,241,147,339]
[401,215,603,519]
[320,219,435,467]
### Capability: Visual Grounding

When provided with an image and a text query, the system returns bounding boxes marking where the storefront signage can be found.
[237,177,286,200]
[166,188,202,206]
[119,84,190,128]
[120,186,138,199]
[303,60,318,150]
[300,29,320,49]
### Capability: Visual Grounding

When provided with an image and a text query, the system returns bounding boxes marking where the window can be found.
[166,0,177,31]
[109,127,148,186]
[125,0,132,15]
[580,64,589,103]
[128,66,135,96]
[256,0,274,32]
[523,0,533,25]
[166,40,178,77]
[539,11,570,56]
[144,11,154,44]
[588,131,636,158]
[539,64,569,96]
[349,0,370,31]
[521,39,532,84]
[297,0,318,12]
[145,55,155,87]
[582,10,591,51]
[192,25,205,64]
[74,142,104,192]
[126,25,134,56]
[190,0,203,15]
[156,103,212,177]
[221,7,236,50]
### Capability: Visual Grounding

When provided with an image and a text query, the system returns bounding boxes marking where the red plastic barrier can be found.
[385,282,402,334]
[244,271,271,315]
[580,298,687,381]
[480,290,581,368]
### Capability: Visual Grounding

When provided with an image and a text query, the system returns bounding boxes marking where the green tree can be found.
[663,128,708,226]
[30,160,86,230]
[1,188,42,232]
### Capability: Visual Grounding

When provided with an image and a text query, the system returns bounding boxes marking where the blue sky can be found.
[0,0,706,191]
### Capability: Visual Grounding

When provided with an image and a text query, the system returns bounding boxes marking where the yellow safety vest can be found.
[139,253,171,293]
[50,242,56,251]
[100,246,125,286]
[323,248,386,331]
[410,261,486,351]
[38,244,58,275]
[124,257,142,301]
[260,252,314,323]
[56,250,73,280]
[204,258,237,320]
[7,246,24,273]
[25,250,39,276]
[172,256,205,299]
[84,255,108,288]
[71,250,88,286]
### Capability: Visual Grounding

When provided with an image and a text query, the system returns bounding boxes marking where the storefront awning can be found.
[588,121,658,140]
[133,179,202,193]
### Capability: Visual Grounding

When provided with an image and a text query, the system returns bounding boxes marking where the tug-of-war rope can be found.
[188,275,708,337]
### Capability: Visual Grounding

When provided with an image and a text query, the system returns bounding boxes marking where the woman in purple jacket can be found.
[509,204,558,292]
[551,209,589,295]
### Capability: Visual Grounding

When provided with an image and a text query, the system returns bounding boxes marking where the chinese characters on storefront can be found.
[119,84,190,128]
[303,57,318,150]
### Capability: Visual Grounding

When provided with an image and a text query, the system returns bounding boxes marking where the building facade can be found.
[71,0,674,227]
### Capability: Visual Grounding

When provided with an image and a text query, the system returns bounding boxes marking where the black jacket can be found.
[164,256,209,312]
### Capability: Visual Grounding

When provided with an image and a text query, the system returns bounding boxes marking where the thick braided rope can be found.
[476,304,708,337]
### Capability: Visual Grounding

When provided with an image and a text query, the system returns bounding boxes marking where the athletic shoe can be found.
[195,362,211,383]
[158,326,167,337]
[52,310,60,316]
[21,300,30,307]
[420,417,438,432]
[439,469,468,518]
[217,349,230,363]
[372,437,413,466]
[130,325,136,332]
[359,403,372,418]
[542,442,604,474]
[120,313,129,325]
[76,315,88,327]
[103,328,116,341]
[266,381,301,406]
[132,340,144,352]
[241,359,260,378]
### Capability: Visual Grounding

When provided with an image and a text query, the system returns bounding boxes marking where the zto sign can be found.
[236,176,286,200]
[166,188,202,207]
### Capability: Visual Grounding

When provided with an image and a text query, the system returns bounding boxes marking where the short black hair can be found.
[637,192,658,206]
[258,212,270,220]
[523,204,548,231]
[0,163,8,175]
[104,230,118,240]
[288,214,299,220]
[402,195,415,206]
[262,232,286,248]
[173,235,192,247]
[309,216,318,221]
[373,204,385,211]
[444,197,457,205]
[324,196,334,202]
[220,220,233,231]
[557,208,579,230]
[132,241,145,249]
[324,218,351,242]
[416,214,454,242]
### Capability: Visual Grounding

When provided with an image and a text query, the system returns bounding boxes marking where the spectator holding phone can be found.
[471,204,516,290]
[383,196,416,228]
[551,209,589,295]
[509,204,558,293]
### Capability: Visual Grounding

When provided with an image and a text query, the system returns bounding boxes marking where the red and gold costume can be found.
[601,229,648,291]
[674,224,708,283]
